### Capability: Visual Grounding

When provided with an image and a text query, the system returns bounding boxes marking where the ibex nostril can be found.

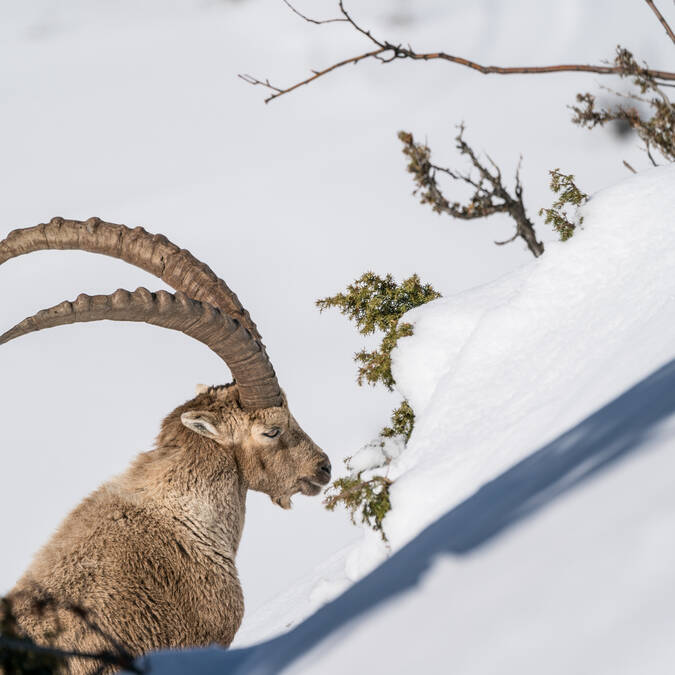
[319,462,332,477]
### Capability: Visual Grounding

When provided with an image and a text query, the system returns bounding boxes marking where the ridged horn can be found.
[0,217,261,343]
[0,288,282,410]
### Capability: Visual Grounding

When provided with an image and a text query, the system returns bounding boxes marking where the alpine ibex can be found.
[0,218,331,673]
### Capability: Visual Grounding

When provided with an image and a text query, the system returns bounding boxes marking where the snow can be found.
[344,435,405,474]
[140,162,675,675]
[1,0,674,672]
[385,166,675,551]
[143,355,675,674]
[289,390,675,675]
[223,165,675,649]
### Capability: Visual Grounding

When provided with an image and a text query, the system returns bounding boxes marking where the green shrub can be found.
[539,169,588,241]
[317,272,440,390]
[317,273,439,539]
[381,400,415,442]
[324,474,393,537]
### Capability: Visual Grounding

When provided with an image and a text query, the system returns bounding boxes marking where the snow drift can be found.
[141,166,675,674]
[386,165,675,551]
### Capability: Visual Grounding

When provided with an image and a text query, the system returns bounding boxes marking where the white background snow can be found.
[1,1,674,673]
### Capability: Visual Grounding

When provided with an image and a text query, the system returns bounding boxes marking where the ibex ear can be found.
[181,411,219,439]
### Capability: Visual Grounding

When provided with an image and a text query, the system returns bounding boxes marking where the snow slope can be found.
[386,166,675,551]
[230,164,675,645]
[1,0,673,667]
[146,357,675,674]
[141,165,675,673]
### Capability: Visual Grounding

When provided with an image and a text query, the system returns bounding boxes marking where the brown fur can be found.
[5,384,330,673]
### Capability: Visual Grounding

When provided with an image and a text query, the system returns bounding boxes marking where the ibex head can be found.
[179,384,331,508]
[0,217,331,508]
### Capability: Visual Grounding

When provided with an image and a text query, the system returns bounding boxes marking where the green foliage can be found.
[318,273,439,540]
[539,169,589,241]
[324,474,393,538]
[353,322,413,389]
[316,274,437,538]
[316,272,441,390]
[381,400,415,442]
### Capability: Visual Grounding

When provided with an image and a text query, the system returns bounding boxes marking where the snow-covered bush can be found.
[317,273,440,537]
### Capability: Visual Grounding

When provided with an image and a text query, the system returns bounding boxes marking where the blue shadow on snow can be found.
[143,357,675,674]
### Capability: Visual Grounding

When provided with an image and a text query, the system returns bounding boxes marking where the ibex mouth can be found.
[298,479,323,496]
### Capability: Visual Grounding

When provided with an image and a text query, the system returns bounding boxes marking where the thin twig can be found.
[280,0,346,25]
[643,0,675,45]
[337,0,385,47]
[240,48,387,103]
[494,232,519,245]
[623,160,638,173]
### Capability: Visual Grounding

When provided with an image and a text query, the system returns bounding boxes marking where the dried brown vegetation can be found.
[399,127,544,258]
[571,48,675,165]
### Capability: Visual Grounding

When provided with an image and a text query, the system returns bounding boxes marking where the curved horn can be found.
[0,288,282,410]
[0,217,261,343]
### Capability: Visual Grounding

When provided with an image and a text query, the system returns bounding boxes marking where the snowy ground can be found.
[144,166,675,672]
[147,358,675,674]
[1,0,674,671]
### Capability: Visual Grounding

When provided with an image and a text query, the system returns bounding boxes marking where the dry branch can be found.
[643,0,675,45]
[399,126,544,258]
[571,48,675,164]
[241,0,675,103]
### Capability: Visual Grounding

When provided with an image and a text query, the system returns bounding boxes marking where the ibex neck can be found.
[118,423,247,559]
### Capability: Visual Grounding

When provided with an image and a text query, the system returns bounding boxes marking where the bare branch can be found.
[398,128,544,258]
[240,48,387,103]
[395,50,675,79]
[241,1,675,103]
[337,0,385,47]
[280,0,346,25]
[238,74,283,95]
[494,232,519,246]
[643,0,675,45]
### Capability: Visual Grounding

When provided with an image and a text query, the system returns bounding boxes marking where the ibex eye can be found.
[263,428,280,439]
